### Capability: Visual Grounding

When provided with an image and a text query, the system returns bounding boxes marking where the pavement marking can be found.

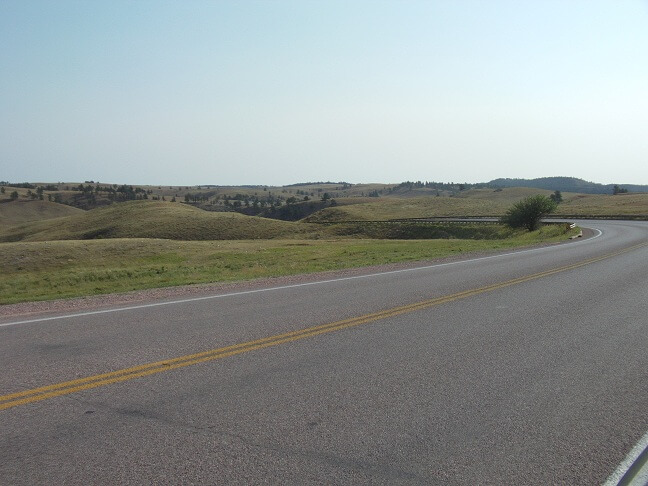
[0,240,643,412]
[0,227,604,328]
[604,430,648,486]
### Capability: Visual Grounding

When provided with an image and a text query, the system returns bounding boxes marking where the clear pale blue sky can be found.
[2,0,647,186]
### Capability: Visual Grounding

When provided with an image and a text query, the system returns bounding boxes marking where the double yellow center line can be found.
[1,242,645,412]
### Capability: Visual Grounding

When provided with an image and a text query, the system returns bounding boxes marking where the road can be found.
[1,220,646,485]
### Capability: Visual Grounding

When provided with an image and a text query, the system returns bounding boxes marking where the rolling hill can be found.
[304,187,648,222]
[0,200,84,226]
[304,188,555,221]
[0,200,317,242]
[554,192,648,216]
[489,177,648,194]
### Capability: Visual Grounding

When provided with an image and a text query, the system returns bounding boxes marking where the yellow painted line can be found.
[1,241,646,412]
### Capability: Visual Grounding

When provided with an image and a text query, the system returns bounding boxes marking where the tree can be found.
[549,190,562,204]
[613,184,628,195]
[501,195,557,231]
[10,191,19,200]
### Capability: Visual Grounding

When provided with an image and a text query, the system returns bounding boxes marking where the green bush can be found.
[501,195,557,231]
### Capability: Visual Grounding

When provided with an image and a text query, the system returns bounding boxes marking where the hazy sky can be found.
[2,1,647,186]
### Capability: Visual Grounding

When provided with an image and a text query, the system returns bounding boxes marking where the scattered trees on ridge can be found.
[613,185,628,195]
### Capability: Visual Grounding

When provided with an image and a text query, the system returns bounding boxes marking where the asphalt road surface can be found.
[1,220,647,485]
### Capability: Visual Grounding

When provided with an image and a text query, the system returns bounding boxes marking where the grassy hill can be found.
[555,192,648,217]
[0,200,317,242]
[0,200,84,226]
[489,176,648,194]
[3,187,645,240]
[0,180,473,212]
[304,188,648,222]
[304,188,554,221]
[1,188,589,305]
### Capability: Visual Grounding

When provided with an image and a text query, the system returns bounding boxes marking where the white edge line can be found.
[604,430,648,485]
[0,226,603,328]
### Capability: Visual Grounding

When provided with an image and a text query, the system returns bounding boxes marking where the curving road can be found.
[1,220,647,484]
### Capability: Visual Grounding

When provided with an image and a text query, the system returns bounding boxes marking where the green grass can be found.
[324,222,521,239]
[0,225,578,305]
[1,196,597,244]
[0,200,319,242]
[3,189,645,244]
[1,185,625,305]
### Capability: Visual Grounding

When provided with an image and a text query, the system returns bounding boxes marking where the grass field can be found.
[0,200,318,242]
[304,188,551,221]
[554,192,648,216]
[0,200,83,226]
[2,196,589,243]
[304,188,648,221]
[1,184,638,305]
[0,224,578,305]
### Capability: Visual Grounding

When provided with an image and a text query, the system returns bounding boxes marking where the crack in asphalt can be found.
[70,395,426,482]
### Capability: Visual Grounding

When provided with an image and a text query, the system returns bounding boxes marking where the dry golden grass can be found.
[555,192,648,216]
[305,188,648,221]
[304,193,513,221]
[0,200,318,242]
[0,200,83,226]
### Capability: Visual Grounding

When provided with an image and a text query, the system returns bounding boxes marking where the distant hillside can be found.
[0,201,315,242]
[0,199,83,226]
[489,177,648,194]
[304,187,648,222]
[554,192,648,217]
[304,188,551,222]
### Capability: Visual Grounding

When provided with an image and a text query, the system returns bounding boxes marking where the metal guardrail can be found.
[309,215,648,225]
[554,214,648,221]
[308,218,573,226]
[308,220,500,226]
[308,217,499,225]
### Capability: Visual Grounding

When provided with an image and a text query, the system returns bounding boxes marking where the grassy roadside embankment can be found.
[1,225,578,305]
